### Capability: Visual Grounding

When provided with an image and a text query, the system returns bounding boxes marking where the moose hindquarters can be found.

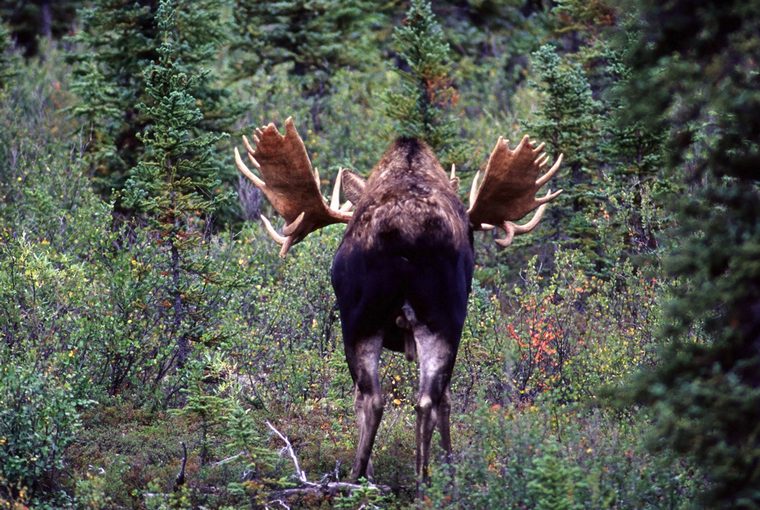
[331,239,474,482]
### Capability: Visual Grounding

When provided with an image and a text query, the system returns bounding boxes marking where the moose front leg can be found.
[345,334,384,481]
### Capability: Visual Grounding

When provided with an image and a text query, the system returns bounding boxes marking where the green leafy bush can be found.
[0,358,88,506]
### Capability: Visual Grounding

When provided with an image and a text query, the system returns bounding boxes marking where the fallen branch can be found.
[264,420,390,502]
[211,450,247,467]
[266,420,307,483]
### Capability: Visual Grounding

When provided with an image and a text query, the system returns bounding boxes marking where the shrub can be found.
[0,357,88,507]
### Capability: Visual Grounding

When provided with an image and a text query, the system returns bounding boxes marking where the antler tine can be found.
[515,134,530,152]
[260,215,297,257]
[511,202,547,234]
[331,168,344,211]
[536,154,563,187]
[495,226,516,247]
[450,164,456,180]
[494,202,549,247]
[532,141,546,153]
[469,171,481,209]
[234,147,266,189]
[246,152,261,171]
[535,153,550,167]
[282,211,306,236]
[242,135,256,157]
[278,237,294,257]
[260,214,287,245]
[536,188,563,205]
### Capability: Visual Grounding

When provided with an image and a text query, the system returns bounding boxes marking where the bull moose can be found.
[234,118,562,482]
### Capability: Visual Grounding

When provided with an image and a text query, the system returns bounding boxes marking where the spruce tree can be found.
[123,0,232,370]
[232,0,378,130]
[70,0,234,206]
[618,0,760,506]
[384,0,465,167]
[524,44,600,262]
[0,21,15,94]
[69,0,158,196]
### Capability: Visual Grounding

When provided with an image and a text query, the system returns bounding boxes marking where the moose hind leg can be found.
[346,334,384,481]
[413,324,456,481]
[438,386,453,461]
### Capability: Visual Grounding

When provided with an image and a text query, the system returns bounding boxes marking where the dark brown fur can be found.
[345,138,470,251]
[331,138,474,482]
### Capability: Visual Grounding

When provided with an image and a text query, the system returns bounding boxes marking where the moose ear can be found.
[341,169,367,204]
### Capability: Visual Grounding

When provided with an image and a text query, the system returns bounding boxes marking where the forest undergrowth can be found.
[1,1,758,509]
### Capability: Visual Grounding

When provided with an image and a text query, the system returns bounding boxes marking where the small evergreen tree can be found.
[69,0,157,196]
[522,44,603,269]
[384,0,466,167]
[0,21,15,96]
[123,0,232,370]
[70,0,235,208]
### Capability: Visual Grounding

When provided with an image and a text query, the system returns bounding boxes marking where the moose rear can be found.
[234,117,563,482]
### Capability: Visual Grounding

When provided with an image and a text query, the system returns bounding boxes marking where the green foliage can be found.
[385,0,466,166]
[526,441,586,510]
[522,29,671,277]
[0,357,87,506]
[0,21,16,95]
[232,0,381,131]
[455,249,664,410]
[333,480,389,509]
[69,0,158,195]
[0,0,80,57]
[121,0,237,371]
[70,0,235,208]
[425,402,696,509]
[524,44,603,268]
[437,0,548,101]
[2,2,749,507]
[123,1,230,223]
[617,0,760,506]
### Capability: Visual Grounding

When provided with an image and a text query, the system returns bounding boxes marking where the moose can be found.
[234,118,562,482]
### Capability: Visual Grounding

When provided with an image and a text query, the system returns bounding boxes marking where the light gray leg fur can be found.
[348,334,384,481]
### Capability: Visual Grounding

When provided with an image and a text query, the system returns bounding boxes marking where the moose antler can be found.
[235,118,352,256]
[467,135,563,247]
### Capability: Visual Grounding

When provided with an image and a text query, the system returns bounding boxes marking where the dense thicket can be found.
[618,0,760,506]
[70,0,235,208]
[0,0,756,508]
[0,0,80,56]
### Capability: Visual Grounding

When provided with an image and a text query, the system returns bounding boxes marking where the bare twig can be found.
[264,420,390,504]
[173,441,187,491]
[266,420,307,483]
[265,499,291,510]
[211,450,247,467]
